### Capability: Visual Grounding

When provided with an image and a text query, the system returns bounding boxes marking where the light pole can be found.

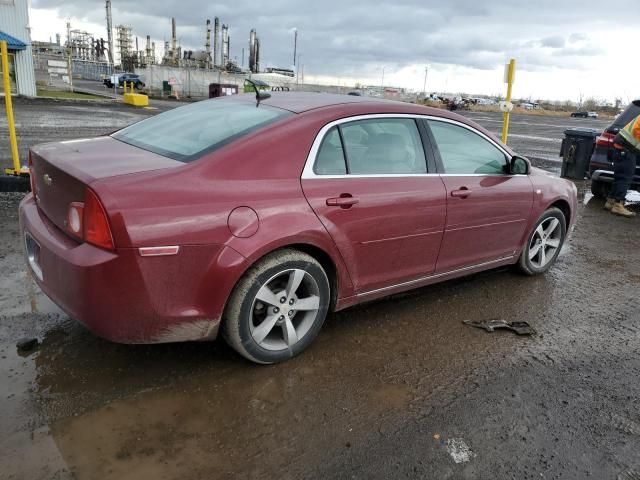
[296,54,302,84]
[381,66,386,96]
[422,66,428,100]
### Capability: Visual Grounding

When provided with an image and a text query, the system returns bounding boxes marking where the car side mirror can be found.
[510,155,530,175]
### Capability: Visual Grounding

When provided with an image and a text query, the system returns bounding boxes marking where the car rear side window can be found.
[112,99,291,162]
[428,120,507,174]
[342,119,426,174]
[314,127,347,175]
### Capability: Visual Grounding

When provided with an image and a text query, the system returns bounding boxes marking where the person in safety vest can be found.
[604,112,639,217]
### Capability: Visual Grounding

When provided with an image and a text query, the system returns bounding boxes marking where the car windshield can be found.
[112,98,291,162]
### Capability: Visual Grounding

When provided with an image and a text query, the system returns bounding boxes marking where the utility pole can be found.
[105,0,114,65]
[381,66,386,94]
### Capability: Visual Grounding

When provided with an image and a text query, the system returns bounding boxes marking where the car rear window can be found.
[612,101,640,130]
[112,98,291,162]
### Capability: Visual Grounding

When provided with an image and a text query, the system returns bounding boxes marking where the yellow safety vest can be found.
[618,114,640,152]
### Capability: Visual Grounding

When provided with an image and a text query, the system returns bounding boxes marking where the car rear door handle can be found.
[326,194,359,208]
[450,187,471,198]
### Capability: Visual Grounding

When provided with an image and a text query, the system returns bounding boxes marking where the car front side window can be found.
[427,120,507,175]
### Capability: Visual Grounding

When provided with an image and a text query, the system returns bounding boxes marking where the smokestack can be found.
[255,37,260,73]
[249,29,256,73]
[105,0,114,64]
[146,35,151,64]
[213,17,220,67]
[205,19,212,66]
[151,41,156,64]
[171,17,177,63]
[55,33,61,46]
[221,24,229,66]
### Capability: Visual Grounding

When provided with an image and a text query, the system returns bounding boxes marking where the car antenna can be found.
[245,79,271,107]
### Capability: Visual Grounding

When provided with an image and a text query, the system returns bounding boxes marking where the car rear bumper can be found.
[19,194,247,344]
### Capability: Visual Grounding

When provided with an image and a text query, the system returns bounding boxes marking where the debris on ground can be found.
[16,337,39,352]
[463,319,536,335]
[445,438,477,464]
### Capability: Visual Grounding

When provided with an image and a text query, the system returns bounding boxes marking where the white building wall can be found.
[0,0,37,96]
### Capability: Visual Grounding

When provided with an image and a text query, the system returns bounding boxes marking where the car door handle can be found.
[451,187,471,198]
[326,195,359,208]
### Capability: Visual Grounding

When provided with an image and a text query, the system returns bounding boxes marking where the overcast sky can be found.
[28,0,639,103]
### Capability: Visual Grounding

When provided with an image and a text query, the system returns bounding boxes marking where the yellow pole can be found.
[1,40,21,175]
[501,58,516,144]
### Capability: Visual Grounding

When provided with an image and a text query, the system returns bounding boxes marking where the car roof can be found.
[231,91,419,114]
[216,92,512,154]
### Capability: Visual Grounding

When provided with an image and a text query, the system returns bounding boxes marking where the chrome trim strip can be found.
[591,169,614,182]
[301,113,512,179]
[139,246,181,257]
[356,255,515,298]
[24,233,43,281]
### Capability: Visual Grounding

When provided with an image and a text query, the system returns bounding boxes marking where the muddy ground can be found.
[1,99,639,479]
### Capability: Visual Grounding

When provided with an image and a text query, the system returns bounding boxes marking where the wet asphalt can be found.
[1,98,639,479]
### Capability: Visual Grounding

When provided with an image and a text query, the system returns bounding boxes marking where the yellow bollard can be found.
[501,59,516,144]
[1,40,24,176]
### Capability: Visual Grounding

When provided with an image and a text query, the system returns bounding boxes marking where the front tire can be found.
[222,249,330,364]
[518,207,566,275]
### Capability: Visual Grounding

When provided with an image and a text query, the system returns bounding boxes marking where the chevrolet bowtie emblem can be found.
[43,174,52,186]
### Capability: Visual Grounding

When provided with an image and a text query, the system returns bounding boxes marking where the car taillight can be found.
[595,131,615,148]
[28,151,36,195]
[83,189,115,251]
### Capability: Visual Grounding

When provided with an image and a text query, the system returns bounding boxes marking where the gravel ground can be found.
[0,98,638,480]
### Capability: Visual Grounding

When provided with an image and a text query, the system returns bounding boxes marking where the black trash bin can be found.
[559,128,599,179]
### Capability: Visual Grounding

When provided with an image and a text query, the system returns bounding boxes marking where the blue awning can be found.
[0,31,27,51]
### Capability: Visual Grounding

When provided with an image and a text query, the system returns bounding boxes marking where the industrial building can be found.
[0,0,36,96]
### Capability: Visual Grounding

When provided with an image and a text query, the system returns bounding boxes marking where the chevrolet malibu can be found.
[20,93,578,364]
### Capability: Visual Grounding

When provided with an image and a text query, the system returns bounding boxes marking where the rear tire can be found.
[518,207,566,276]
[590,180,611,199]
[222,249,330,364]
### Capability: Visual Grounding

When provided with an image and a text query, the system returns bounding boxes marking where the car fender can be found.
[224,207,356,301]
[520,168,577,248]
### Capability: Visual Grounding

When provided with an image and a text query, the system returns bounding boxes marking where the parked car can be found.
[571,111,598,118]
[20,93,578,364]
[103,73,145,90]
[589,99,640,197]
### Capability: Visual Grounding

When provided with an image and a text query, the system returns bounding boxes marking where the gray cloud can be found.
[31,0,639,78]
[540,36,565,48]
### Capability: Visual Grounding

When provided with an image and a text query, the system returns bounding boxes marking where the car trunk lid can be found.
[31,136,182,235]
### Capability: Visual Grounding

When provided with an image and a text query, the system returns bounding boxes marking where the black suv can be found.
[103,73,145,90]
[589,100,640,197]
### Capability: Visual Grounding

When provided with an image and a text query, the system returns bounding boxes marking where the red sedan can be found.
[20,93,578,363]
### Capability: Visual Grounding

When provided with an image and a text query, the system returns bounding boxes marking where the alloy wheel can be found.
[528,217,562,269]
[249,269,321,351]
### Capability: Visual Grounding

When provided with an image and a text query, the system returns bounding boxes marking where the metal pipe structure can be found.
[221,24,229,66]
[255,38,260,73]
[213,17,220,67]
[105,0,114,65]
[249,29,256,73]
[146,35,152,65]
[171,17,177,64]
[205,19,212,67]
